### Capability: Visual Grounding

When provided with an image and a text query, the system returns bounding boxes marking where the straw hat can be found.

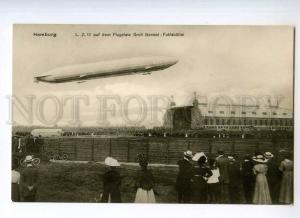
[228,156,235,161]
[104,157,120,167]
[24,155,33,163]
[184,150,193,158]
[264,152,274,159]
[253,154,268,163]
[192,152,206,162]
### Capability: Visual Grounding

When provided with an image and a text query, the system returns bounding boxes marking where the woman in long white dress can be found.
[134,154,156,203]
[252,155,272,204]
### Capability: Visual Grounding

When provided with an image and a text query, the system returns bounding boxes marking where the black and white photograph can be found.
[11,24,294,204]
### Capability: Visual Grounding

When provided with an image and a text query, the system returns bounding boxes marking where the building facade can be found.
[163,94,293,132]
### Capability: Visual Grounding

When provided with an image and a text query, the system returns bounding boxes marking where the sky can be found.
[12,25,294,127]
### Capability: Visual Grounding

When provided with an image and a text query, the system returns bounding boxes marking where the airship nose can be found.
[164,57,178,66]
[36,75,55,82]
[166,56,178,63]
[171,58,178,65]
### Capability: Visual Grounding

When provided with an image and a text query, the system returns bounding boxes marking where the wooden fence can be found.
[36,137,293,164]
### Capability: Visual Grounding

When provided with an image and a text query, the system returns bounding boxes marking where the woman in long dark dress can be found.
[101,157,122,203]
[278,153,293,204]
[134,154,156,203]
[191,155,212,203]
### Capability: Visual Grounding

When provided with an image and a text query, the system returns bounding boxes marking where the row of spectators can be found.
[175,149,293,204]
[14,127,293,139]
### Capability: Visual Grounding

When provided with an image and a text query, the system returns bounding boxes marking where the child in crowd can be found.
[207,158,220,203]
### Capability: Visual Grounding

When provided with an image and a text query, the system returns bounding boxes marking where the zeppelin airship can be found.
[34,56,178,83]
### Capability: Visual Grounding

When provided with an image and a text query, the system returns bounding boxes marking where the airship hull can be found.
[34,56,178,83]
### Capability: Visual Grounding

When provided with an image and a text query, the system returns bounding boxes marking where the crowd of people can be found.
[175,149,293,204]
[99,148,293,204]
[12,148,293,204]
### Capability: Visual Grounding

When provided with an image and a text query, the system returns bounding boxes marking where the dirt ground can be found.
[28,162,179,203]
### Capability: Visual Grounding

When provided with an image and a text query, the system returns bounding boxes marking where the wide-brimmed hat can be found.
[264,152,274,158]
[184,150,193,158]
[228,156,235,161]
[192,152,206,161]
[24,155,33,163]
[279,149,287,153]
[253,154,268,163]
[104,157,120,167]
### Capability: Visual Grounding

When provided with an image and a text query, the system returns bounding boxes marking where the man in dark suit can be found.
[20,156,39,202]
[228,155,245,203]
[264,152,281,204]
[175,150,193,203]
[216,148,230,203]
[241,155,255,203]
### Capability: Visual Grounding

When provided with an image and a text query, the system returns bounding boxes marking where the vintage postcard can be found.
[12,24,294,204]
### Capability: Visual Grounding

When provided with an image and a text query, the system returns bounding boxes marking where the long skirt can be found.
[219,182,230,203]
[11,183,20,202]
[134,188,156,203]
[253,174,272,204]
[101,189,122,203]
[191,180,208,203]
[279,171,293,204]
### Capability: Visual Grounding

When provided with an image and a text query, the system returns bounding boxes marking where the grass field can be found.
[28,162,179,203]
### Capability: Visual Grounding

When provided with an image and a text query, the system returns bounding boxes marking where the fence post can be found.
[166,138,169,164]
[146,139,150,161]
[256,140,260,153]
[91,138,95,161]
[208,139,212,155]
[74,142,77,160]
[232,140,235,154]
[109,138,112,156]
[127,139,130,162]
[58,138,61,154]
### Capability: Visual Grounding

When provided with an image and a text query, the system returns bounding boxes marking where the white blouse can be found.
[207,168,220,184]
[12,170,20,184]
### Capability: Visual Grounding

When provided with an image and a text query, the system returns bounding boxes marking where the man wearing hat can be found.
[241,155,255,203]
[20,155,39,202]
[228,155,245,203]
[101,157,122,203]
[264,151,281,203]
[175,150,193,203]
[216,148,230,203]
